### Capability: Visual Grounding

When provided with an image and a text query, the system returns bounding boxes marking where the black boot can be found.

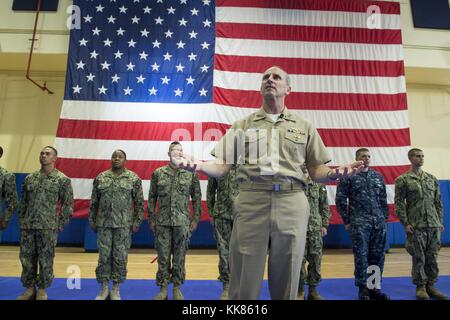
[358,287,370,300]
[369,289,390,300]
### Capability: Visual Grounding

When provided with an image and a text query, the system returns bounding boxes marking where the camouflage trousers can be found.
[212,218,233,284]
[96,227,131,284]
[299,230,323,289]
[155,225,189,287]
[19,229,58,289]
[405,227,441,286]
[351,222,386,288]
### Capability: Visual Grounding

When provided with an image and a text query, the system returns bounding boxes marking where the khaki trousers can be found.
[229,190,309,300]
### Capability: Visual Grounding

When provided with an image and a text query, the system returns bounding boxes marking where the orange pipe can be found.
[26,0,54,94]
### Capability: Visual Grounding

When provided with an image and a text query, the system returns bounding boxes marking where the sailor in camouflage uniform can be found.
[336,148,390,300]
[297,164,330,300]
[89,149,144,300]
[0,146,19,232]
[395,148,447,300]
[206,166,239,300]
[16,146,73,300]
[149,141,202,300]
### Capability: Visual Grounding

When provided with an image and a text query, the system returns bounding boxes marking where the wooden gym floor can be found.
[0,246,449,280]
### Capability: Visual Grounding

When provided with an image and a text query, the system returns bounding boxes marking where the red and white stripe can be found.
[56,0,409,223]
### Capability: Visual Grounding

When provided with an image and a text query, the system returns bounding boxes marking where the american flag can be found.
[56,0,409,224]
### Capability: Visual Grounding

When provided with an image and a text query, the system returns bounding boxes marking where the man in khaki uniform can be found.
[207,166,239,300]
[174,66,363,300]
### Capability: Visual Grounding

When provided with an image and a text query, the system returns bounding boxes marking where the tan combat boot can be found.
[220,283,229,300]
[308,286,324,300]
[16,287,36,300]
[416,286,430,300]
[173,286,184,300]
[95,281,109,300]
[426,285,448,300]
[36,288,48,300]
[296,290,305,300]
[154,286,168,300]
[110,282,121,300]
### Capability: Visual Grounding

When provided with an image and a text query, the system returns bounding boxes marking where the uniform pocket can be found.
[244,129,267,164]
[177,175,192,193]
[43,181,59,193]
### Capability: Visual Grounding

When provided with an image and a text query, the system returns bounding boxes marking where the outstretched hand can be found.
[330,161,364,180]
[172,154,199,172]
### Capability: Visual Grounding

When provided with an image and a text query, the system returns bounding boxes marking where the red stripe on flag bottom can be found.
[329,204,398,224]
[217,23,402,44]
[213,87,407,111]
[216,0,400,14]
[56,120,410,147]
[318,128,410,147]
[215,54,405,77]
[56,159,211,180]
[74,200,399,224]
[73,199,213,222]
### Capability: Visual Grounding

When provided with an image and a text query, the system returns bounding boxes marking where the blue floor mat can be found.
[1,276,449,300]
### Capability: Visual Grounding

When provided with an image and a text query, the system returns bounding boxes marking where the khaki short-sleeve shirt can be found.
[211,107,331,186]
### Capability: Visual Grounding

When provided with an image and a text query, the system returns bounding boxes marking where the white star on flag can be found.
[114,50,123,59]
[161,76,170,84]
[136,75,146,83]
[151,62,160,71]
[163,52,172,61]
[72,85,82,93]
[101,61,111,70]
[186,76,195,85]
[139,51,148,60]
[89,50,99,59]
[123,87,133,95]
[107,15,116,24]
[92,27,101,36]
[152,40,161,48]
[103,38,112,47]
[175,64,185,72]
[111,74,120,83]
[98,86,108,94]
[126,62,136,71]
[83,15,92,23]
[188,52,197,61]
[148,86,158,95]
[76,61,85,69]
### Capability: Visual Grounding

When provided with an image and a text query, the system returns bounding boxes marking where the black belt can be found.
[239,182,305,192]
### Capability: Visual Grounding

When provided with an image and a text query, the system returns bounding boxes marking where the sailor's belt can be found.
[239,182,305,192]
